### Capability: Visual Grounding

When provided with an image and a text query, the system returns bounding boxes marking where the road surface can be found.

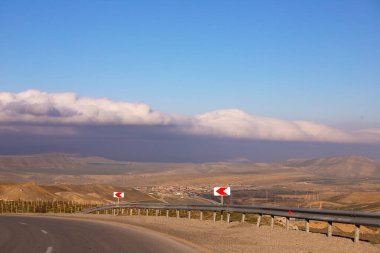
[0,215,198,253]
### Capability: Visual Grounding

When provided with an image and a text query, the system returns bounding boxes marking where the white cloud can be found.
[181,109,356,143]
[0,90,379,143]
[0,90,171,125]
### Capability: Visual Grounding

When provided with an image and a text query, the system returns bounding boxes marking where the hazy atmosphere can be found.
[1,1,379,162]
[1,2,380,252]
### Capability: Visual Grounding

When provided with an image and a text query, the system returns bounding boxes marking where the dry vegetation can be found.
[0,181,159,204]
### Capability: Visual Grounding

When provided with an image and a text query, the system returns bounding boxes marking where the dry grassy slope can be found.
[0,181,159,203]
[338,192,380,204]
[44,184,159,203]
[283,156,380,179]
[0,181,56,200]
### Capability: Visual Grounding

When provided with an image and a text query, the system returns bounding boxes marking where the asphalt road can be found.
[0,215,198,253]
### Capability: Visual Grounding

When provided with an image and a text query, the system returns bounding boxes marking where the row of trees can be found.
[0,200,99,213]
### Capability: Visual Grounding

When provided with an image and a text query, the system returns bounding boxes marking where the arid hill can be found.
[0,154,380,210]
[0,153,379,186]
[0,181,159,203]
[0,181,56,201]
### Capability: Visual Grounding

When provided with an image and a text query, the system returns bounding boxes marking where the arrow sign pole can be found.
[113,192,125,205]
[214,187,231,205]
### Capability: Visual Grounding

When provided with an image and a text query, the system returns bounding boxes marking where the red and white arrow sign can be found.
[113,192,124,198]
[213,187,231,196]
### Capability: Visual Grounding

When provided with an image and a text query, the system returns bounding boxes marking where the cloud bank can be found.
[183,109,355,143]
[0,90,171,125]
[0,90,379,143]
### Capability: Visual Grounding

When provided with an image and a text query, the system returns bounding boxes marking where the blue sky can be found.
[1,0,379,128]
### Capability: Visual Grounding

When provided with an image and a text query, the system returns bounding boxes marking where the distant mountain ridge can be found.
[283,156,380,179]
[0,153,121,170]
[0,153,379,182]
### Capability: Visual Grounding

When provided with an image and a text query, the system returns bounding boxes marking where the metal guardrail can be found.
[82,203,380,243]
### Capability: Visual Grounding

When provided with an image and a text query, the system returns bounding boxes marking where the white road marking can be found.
[18,222,27,225]
[45,246,53,253]
[41,229,48,234]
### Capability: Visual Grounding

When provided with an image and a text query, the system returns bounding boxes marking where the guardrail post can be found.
[257,214,262,227]
[354,224,360,243]
[221,210,224,222]
[327,221,332,237]
[286,217,290,230]
[270,215,274,229]
[80,203,378,245]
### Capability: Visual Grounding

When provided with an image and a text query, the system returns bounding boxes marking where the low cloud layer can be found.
[183,110,355,143]
[0,90,379,143]
[0,90,170,125]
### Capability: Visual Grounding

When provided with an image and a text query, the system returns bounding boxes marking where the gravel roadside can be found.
[36,213,380,253]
